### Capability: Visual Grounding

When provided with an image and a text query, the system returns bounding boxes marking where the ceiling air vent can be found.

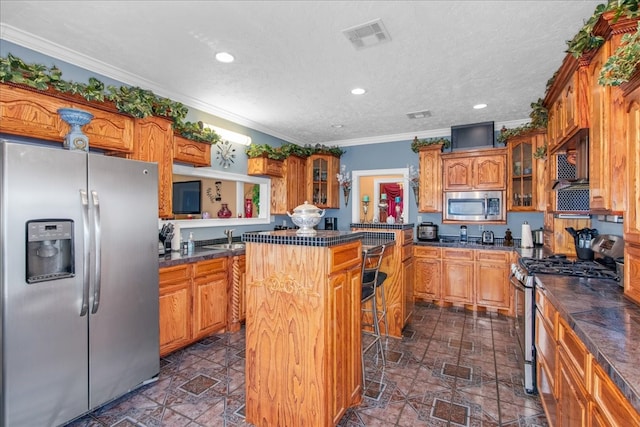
[342,19,391,50]
[406,110,432,120]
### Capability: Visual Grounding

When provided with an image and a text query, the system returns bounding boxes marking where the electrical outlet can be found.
[282,219,287,226]
[479,225,484,231]
[417,215,423,223]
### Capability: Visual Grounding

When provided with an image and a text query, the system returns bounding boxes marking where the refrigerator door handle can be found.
[80,190,90,317]
[91,190,102,314]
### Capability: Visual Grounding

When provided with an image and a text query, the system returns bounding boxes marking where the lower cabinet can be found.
[557,347,590,427]
[536,287,640,426]
[474,250,510,310]
[159,257,228,356]
[442,248,474,304]
[414,246,511,313]
[414,246,441,301]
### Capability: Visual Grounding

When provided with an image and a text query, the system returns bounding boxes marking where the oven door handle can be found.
[509,272,527,291]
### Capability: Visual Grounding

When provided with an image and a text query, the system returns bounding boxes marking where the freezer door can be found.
[1,142,89,426]
[87,153,160,409]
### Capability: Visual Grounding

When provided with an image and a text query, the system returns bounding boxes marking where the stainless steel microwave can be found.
[443,191,505,222]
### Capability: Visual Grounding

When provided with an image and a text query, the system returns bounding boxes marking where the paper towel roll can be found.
[521,222,534,248]
[171,222,181,252]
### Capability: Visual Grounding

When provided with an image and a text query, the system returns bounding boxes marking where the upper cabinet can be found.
[417,144,443,212]
[0,83,134,153]
[307,154,339,208]
[442,148,506,191]
[271,154,307,214]
[507,129,546,212]
[130,116,174,218]
[623,76,640,245]
[173,135,211,167]
[544,56,589,154]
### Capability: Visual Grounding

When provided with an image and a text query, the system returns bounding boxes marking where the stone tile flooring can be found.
[66,302,548,426]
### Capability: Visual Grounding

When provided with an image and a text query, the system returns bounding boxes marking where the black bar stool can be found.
[360,243,388,386]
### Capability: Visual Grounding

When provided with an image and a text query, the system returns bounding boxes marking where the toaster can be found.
[482,230,495,245]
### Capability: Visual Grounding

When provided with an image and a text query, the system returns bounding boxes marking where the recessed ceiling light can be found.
[215,52,235,63]
[473,103,487,109]
[331,124,344,128]
[351,88,366,95]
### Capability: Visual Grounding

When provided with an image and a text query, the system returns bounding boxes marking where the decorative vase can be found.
[217,203,232,218]
[244,198,253,218]
[343,187,350,207]
[57,108,94,152]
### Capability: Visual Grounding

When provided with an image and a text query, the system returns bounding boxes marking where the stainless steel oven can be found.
[509,262,536,394]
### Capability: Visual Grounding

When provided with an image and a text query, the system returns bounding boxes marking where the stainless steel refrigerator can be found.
[0,140,160,426]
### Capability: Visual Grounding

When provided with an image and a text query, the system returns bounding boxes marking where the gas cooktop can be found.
[519,257,619,281]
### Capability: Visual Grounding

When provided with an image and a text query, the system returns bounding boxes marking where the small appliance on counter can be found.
[533,228,544,246]
[324,217,338,230]
[417,222,438,241]
[460,225,468,243]
[481,230,494,245]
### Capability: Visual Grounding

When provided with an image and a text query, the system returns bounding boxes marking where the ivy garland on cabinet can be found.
[0,53,220,144]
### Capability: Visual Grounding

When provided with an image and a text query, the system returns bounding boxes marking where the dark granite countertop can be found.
[158,246,240,268]
[534,274,640,413]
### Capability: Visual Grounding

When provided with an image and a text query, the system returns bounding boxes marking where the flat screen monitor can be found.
[172,180,202,214]
[450,121,495,151]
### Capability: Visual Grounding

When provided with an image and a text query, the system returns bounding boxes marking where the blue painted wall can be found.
[5,39,620,242]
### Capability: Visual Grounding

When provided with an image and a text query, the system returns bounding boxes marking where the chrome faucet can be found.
[224,229,234,245]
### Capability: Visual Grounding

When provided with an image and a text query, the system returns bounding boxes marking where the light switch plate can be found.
[417,215,423,223]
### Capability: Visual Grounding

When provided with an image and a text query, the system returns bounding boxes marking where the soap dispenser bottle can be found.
[187,232,195,255]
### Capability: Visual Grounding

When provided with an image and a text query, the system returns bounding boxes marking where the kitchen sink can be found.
[202,243,246,250]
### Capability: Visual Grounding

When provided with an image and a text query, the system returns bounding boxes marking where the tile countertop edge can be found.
[535,275,640,414]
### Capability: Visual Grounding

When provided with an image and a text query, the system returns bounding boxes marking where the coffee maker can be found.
[324,217,338,230]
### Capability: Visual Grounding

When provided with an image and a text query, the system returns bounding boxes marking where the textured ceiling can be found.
[0,1,602,146]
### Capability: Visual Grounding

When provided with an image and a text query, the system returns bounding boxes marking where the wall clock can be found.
[216,140,236,168]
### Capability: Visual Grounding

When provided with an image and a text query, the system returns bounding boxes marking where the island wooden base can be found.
[245,240,363,427]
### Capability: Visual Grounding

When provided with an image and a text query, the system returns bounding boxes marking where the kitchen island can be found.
[241,230,386,427]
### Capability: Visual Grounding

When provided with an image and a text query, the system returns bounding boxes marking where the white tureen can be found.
[286,200,326,235]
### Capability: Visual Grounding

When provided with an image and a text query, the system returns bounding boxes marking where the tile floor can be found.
[67,302,548,426]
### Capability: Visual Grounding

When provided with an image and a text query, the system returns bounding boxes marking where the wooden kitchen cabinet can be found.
[624,243,640,305]
[0,83,134,153]
[413,246,441,302]
[557,347,590,427]
[536,297,558,427]
[442,148,506,191]
[307,154,339,208]
[441,248,474,304]
[623,76,640,244]
[247,156,284,177]
[417,144,443,212]
[352,226,413,337]
[130,116,174,218]
[591,359,640,427]
[244,239,362,426]
[173,135,211,167]
[192,258,228,340]
[159,257,228,356]
[159,264,192,356]
[271,154,307,214]
[474,250,510,311]
[228,253,246,333]
[543,54,589,153]
[506,129,546,211]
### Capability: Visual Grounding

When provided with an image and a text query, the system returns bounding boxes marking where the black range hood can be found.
[550,128,589,191]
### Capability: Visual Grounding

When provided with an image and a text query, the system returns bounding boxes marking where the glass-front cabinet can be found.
[307,154,339,208]
[507,129,546,212]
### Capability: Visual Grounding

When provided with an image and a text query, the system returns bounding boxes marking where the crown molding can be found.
[0,24,303,145]
[322,119,531,147]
